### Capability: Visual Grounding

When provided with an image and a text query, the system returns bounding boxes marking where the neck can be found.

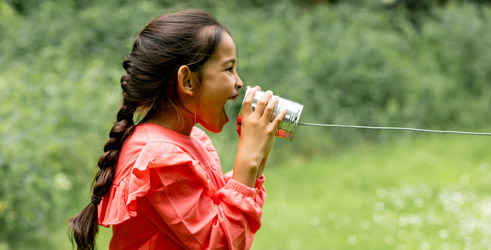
[143,108,195,136]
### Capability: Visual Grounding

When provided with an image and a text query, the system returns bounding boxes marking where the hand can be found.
[232,87,287,187]
[235,85,262,137]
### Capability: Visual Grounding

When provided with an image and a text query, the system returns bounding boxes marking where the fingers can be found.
[241,87,257,116]
[262,96,279,122]
[242,86,286,130]
[271,109,287,129]
[254,90,273,117]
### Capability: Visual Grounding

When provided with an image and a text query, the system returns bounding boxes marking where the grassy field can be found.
[254,134,491,250]
[92,133,490,249]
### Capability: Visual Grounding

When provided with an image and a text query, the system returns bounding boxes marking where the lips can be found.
[228,93,239,101]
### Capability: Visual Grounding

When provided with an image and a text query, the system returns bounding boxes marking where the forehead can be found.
[208,31,236,64]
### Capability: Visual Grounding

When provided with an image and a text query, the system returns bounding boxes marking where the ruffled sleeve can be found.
[98,141,212,227]
[223,171,267,207]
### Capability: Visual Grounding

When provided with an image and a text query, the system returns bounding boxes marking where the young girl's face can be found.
[196,31,243,133]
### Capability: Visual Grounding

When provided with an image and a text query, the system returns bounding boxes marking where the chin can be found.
[203,125,223,134]
[200,113,228,134]
[200,121,226,134]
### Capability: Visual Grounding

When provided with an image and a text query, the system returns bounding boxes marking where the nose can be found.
[235,74,243,90]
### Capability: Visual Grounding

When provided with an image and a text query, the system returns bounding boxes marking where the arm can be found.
[233,88,286,187]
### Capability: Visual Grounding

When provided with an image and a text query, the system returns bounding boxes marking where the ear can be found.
[177,65,198,96]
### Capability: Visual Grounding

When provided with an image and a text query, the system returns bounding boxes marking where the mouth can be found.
[228,93,239,101]
[223,94,238,124]
[228,94,239,101]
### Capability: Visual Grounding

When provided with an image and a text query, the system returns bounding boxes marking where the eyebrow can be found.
[222,58,236,66]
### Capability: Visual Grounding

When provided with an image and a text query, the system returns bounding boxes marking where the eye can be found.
[225,66,234,72]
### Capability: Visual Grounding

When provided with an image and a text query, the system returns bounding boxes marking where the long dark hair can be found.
[69,10,227,250]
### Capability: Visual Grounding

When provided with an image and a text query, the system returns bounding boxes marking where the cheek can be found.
[199,88,227,110]
[206,77,234,100]
[198,71,235,107]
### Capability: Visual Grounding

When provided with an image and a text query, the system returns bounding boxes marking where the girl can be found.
[70,10,286,250]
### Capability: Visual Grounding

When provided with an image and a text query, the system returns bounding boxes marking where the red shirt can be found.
[98,123,266,249]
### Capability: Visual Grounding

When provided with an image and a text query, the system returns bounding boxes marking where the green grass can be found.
[93,134,491,249]
[253,134,491,250]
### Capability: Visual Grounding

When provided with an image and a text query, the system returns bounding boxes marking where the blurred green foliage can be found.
[1,0,490,248]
